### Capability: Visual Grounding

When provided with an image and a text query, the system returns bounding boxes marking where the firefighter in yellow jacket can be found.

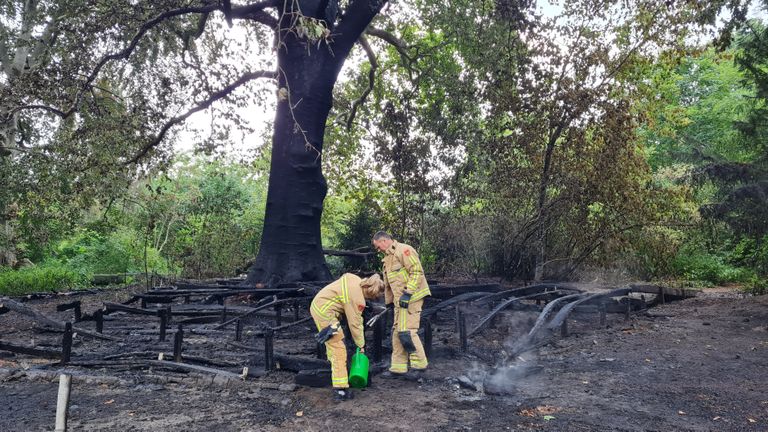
[372,231,431,378]
[310,273,383,401]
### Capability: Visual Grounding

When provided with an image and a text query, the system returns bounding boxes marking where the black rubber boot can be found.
[333,388,354,401]
[380,371,405,379]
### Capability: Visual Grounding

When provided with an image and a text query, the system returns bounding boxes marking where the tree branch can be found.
[124,69,277,165]
[365,26,417,75]
[346,35,377,130]
[332,0,388,59]
[20,1,278,121]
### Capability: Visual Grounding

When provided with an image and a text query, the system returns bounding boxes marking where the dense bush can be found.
[0,263,89,295]
[671,245,754,285]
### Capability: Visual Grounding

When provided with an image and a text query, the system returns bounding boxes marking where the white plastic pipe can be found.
[54,374,72,432]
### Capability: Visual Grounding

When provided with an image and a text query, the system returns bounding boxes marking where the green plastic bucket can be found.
[348,348,369,388]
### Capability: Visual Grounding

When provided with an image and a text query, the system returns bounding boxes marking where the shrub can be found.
[0,263,89,296]
[671,246,754,285]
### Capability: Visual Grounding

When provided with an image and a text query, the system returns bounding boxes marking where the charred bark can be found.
[246,0,386,285]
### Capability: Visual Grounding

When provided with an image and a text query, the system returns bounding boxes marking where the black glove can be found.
[399,292,412,309]
[314,323,339,344]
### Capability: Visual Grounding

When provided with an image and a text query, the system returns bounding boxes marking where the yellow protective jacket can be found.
[382,241,431,305]
[310,273,367,348]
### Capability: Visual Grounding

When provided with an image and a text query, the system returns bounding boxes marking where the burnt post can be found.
[61,322,73,365]
[221,306,227,324]
[455,304,461,333]
[264,329,274,371]
[373,315,384,363]
[173,324,183,362]
[275,303,282,326]
[624,298,631,321]
[184,295,191,304]
[293,302,300,322]
[73,303,82,322]
[458,309,467,353]
[95,309,103,334]
[599,303,607,328]
[658,286,666,305]
[158,309,168,342]
[217,296,224,306]
[560,319,568,337]
[316,342,326,360]
[424,318,433,358]
[235,319,243,341]
[140,298,147,309]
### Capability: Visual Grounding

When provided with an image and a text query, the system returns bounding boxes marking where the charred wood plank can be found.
[629,284,696,300]
[56,301,82,322]
[0,341,62,359]
[61,359,244,379]
[274,354,331,372]
[428,284,503,299]
[422,292,490,319]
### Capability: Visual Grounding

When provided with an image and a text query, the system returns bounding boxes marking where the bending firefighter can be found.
[372,231,432,378]
[310,273,383,401]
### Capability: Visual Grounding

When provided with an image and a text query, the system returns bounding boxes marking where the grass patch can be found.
[0,265,90,296]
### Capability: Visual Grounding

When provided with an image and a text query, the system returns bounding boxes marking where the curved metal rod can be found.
[467,290,564,338]
[422,292,490,319]
[507,293,586,358]
[471,283,580,306]
[546,288,631,330]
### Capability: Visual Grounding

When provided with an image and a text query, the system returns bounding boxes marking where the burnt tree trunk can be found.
[246,0,386,285]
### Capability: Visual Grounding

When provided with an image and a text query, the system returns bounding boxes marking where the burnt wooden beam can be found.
[0,341,62,359]
[60,359,245,379]
[56,301,82,322]
[274,354,330,372]
[629,284,696,300]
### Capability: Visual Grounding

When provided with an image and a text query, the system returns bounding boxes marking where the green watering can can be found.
[348,347,369,388]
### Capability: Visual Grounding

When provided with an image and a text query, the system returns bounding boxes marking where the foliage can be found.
[0,262,89,295]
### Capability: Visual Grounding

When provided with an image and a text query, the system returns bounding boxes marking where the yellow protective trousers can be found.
[311,309,349,388]
[389,299,428,373]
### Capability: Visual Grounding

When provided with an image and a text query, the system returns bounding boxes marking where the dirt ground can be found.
[1,286,767,432]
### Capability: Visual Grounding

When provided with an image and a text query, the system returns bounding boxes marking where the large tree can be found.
[1,0,391,284]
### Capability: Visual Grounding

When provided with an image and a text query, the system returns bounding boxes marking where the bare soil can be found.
[1,286,767,432]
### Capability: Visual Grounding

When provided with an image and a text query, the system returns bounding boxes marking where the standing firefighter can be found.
[310,273,383,401]
[372,231,431,378]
